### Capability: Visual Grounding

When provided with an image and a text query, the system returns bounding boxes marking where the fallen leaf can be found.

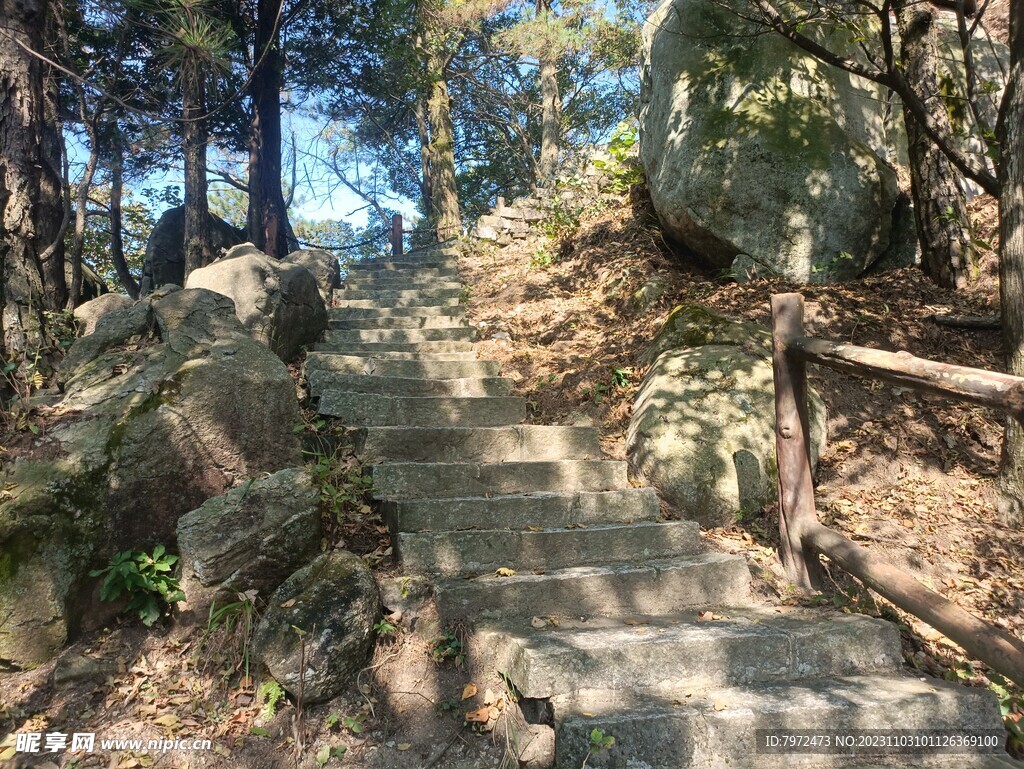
[461,683,478,700]
[713,700,728,712]
[465,706,491,723]
[397,743,412,751]
[495,567,517,577]
[280,598,296,609]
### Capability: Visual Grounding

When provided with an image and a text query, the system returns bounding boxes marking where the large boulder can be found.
[0,289,302,669]
[177,467,322,601]
[284,249,342,299]
[253,551,380,703]
[627,304,826,526]
[185,246,328,362]
[74,293,133,336]
[140,206,246,294]
[639,0,900,282]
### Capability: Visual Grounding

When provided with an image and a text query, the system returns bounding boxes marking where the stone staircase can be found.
[304,244,1014,769]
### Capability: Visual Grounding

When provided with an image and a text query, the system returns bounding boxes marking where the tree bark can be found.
[536,0,561,183]
[0,0,66,355]
[894,0,973,290]
[109,133,140,299]
[68,113,100,308]
[415,97,432,218]
[247,0,292,258]
[182,70,214,277]
[998,1,1024,517]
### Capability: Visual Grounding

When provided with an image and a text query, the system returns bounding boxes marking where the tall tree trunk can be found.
[998,1,1024,518]
[415,97,432,218]
[182,71,213,277]
[536,0,561,183]
[109,133,140,299]
[247,0,291,258]
[0,0,65,355]
[425,73,460,241]
[895,0,972,290]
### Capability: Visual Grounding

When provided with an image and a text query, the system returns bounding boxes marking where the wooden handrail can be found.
[771,292,1024,686]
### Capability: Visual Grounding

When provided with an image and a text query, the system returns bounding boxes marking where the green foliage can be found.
[89,545,185,626]
[305,438,375,525]
[611,367,632,388]
[430,632,466,667]
[543,197,583,241]
[315,743,347,766]
[589,728,615,751]
[373,619,398,637]
[200,591,258,684]
[581,382,610,404]
[530,242,557,269]
[592,122,643,193]
[257,679,286,721]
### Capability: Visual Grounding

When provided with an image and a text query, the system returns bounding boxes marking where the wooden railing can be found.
[771,292,1024,686]
[391,214,404,257]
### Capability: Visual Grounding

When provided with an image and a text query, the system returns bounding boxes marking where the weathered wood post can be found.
[771,293,822,590]
[391,214,403,257]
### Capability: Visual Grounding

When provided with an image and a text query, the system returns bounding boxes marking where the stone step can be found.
[315,339,475,355]
[435,553,752,620]
[382,488,661,533]
[342,276,463,290]
[354,425,600,463]
[323,327,476,345]
[333,296,460,309]
[397,520,702,577]
[336,287,463,301]
[371,459,629,499]
[304,353,501,379]
[550,676,1006,769]
[328,315,469,330]
[348,257,459,271]
[308,371,513,398]
[328,305,465,320]
[478,609,901,699]
[344,265,461,281]
[318,393,525,427]
[312,349,477,361]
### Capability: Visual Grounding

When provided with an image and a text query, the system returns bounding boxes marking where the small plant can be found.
[530,243,556,269]
[987,673,1024,758]
[581,382,611,404]
[592,122,643,193]
[431,631,466,667]
[258,679,286,721]
[373,618,398,637]
[611,367,632,389]
[582,728,616,768]
[89,545,185,626]
[200,590,258,684]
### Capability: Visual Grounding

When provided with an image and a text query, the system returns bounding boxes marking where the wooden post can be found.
[771,293,823,590]
[391,214,403,257]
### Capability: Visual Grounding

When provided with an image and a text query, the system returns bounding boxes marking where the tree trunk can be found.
[0,0,65,355]
[68,117,100,308]
[895,0,973,290]
[536,0,561,183]
[182,70,213,277]
[415,97,432,218]
[998,1,1024,517]
[109,134,140,299]
[247,0,291,258]
[425,73,461,241]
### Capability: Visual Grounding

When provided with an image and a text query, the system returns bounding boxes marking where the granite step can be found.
[353,425,600,463]
[307,372,513,398]
[304,353,500,379]
[317,393,525,427]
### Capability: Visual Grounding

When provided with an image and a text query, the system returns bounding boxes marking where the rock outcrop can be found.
[73,293,133,336]
[0,288,301,669]
[640,0,901,283]
[185,245,328,362]
[253,551,380,703]
[628,304,826,526]
[140,206,246,294]
[283,248,342,299]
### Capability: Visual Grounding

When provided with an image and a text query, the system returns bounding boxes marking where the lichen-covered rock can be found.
[1,288,303,669]
[254,551,380,703]
[177,467,322,600]
[140,206,246,294]
[628,307,826,526]
[640,0,900,282]
[284,249,341,299]
[185,247,328,361]
[73,293,133,336]
[644,303,771,365]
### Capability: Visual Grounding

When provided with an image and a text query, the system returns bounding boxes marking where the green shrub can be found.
[89,545,185,626]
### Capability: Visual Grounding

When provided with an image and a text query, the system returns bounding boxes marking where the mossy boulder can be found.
[639,0,900,282]
[0,288,302,669]
[253,551,380,703]
[177,467,323,602]
[628,307,826,526]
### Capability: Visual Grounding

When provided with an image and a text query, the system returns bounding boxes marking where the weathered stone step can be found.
[318,393,525,427]
[337,287,463,301]
[344,265,461,281]
[316,339,474,355]
[371,460,629,499]
[324,327,476,345]
[551,676,1006,769]
[397,521,702,577]
[308,371,513,398]
[354,425,600,463]
[328,305,465,320]
[312,348,477,361]
[304,353,500,379]
[478,610,901,699]
[383,488,661,533]
[342,275,462,290]
[348,257,459,271]
[328,315,469,330]
[435,553,752,620]
[333,296,460,309]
